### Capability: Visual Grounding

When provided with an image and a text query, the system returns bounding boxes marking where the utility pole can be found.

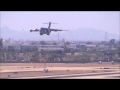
[5,53,6,61]
[42,50,47,72]
[44,57,46,70]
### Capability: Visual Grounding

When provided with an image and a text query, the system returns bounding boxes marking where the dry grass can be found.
[0,62,119,67]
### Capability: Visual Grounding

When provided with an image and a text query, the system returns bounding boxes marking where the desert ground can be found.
[0,62,120,78]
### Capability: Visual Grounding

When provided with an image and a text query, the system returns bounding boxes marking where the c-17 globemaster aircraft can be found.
[30,22,68,35]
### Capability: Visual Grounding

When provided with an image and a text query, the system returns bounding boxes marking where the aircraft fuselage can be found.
[40,27,51,35]
[29,22,67,36]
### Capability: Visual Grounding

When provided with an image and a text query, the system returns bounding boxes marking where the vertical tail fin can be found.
[48,22,51,29]
[43,22,58,30]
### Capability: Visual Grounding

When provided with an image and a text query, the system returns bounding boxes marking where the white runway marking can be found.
[10,71,120,79]
[58,74,120,79]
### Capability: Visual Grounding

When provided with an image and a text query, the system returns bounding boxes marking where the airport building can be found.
[20,45,64,52]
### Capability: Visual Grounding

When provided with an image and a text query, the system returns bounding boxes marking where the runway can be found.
[55,73,120,79]
[50,71,120,79]
[10,71,120,79]
[1,63,119,79]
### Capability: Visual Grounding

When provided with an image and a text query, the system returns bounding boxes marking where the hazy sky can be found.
[0,11,120,35]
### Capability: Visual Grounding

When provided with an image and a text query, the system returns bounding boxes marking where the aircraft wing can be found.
[50,29,68,32]
[30,29,40,32]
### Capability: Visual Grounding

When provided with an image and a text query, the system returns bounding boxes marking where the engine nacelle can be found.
[30,30,33,32]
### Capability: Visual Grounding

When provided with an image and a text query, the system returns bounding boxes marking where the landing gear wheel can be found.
[40,33,43,35]
[47,33,50,35]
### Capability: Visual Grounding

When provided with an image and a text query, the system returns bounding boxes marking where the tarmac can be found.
[9,71,120,79]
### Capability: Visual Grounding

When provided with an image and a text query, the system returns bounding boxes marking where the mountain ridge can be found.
[0,26,119,41]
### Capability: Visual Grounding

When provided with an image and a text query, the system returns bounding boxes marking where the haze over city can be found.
[1,11,119,33]
[0,11,120,41]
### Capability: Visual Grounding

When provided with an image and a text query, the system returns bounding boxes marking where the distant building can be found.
[97,45,110,51]
[38,45,64,52]
[86,44,96,48]
[20,45,64,52]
